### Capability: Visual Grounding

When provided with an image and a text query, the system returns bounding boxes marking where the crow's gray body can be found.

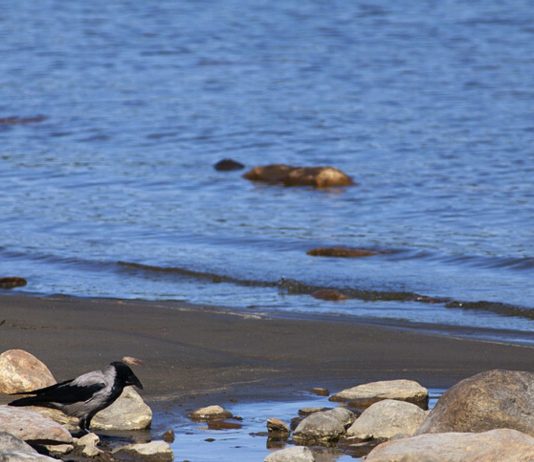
[9,361,142,433]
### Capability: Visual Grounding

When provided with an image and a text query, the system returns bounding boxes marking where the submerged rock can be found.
[0,349,56,394]
[0,115,46,125]
[417,369,534,436]
[293,407,355,445]
[113,440,173,462]
[207,420,242,430]
[244,164,354,188]
[189,405,233,421]
[92,387,152,431]
[214,158,245,171]
[330,379,428,410]
[264,446,315,462]
[345,399,427,442]
[365,429,534,462]
[310,289,348,301]
[307,247,377,258]
[0,406,72,445]
[0,277,27,289]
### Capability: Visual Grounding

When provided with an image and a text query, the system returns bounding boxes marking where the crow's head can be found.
[111,361,144,389]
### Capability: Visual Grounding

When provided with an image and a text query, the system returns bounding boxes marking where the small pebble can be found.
[163,429,175,443]
[312,387,330,396]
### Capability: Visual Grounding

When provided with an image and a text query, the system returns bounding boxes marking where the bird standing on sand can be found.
[8,361,143,434]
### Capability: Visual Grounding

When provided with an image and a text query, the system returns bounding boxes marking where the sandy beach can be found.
[1,293,533,407]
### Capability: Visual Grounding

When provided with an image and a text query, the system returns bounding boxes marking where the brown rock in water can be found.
[307,247,377,258]
[0,349,56,394]
[365,429,534,462]
[0,277,27,289]
[207,420,242,430]
[311,289,348,301]
[214,158,245,171]
[311,387,330,396]
[417,369,534,436]
[162,429,175,443]
[267,418,290,439]
[243,164,354,188]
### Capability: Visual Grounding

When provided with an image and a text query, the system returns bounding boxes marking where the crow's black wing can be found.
[11,378,74,395]
[9,380,105,406]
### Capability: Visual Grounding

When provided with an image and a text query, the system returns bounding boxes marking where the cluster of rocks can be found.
[265,370,534,462]
[0,349,172,462]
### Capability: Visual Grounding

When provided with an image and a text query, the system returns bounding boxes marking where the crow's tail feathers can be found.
[8,395,50,407]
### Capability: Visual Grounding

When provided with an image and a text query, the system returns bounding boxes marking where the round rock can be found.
[293,407,355,445]
[91,386,152,431]
[0,349,56,394]
[346,399,427,442]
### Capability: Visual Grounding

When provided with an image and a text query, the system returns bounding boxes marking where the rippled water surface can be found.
[1,1,533,341]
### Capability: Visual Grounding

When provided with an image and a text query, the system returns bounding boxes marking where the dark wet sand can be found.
[1,294,533,406]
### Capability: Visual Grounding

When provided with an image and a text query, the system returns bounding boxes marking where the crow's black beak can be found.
[128,374,143,390]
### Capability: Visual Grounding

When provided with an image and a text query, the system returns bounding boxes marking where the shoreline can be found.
[1,293,533,408]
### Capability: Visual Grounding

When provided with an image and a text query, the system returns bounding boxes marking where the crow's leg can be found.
[73,417,90,437]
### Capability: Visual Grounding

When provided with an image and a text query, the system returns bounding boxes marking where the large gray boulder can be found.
[418,369,534,436]
[0,350,56,394]
[365,429,534,462]
[264,446,315,462]
[91,387,152,430]
[0,406,72,445]
[346,399,427,442]
[330,379,428,410]
[293,407,355,445]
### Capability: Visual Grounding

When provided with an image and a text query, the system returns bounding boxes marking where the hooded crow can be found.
[9,361,143,433]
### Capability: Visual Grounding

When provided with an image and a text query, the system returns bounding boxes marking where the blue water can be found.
[1,1,533,341]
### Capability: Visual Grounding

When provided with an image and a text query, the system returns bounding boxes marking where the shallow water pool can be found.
[150,389,444,461]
